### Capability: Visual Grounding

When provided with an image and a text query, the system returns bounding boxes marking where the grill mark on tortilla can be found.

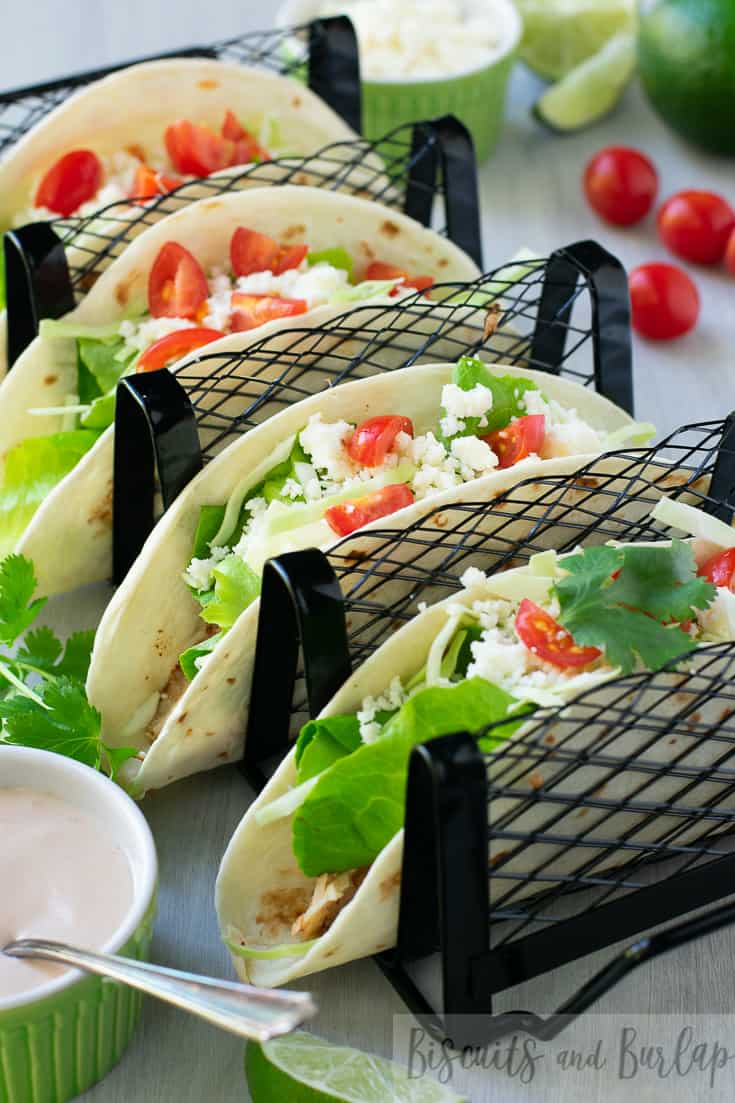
[379,871,401,901]
[87,481,113,528]
[125,143,147,161]
[115,270,141,307]
[380,219,400,239]
[197,79,219,89]
[43,374,58,385]
[282,224,306,241]
[292,95,302,107]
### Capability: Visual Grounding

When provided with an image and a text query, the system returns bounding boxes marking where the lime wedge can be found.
[516,0,636,81]
[246,1033,468,1103]
[534,31,636,132]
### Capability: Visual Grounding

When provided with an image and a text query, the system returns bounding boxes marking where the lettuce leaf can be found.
[0,431,101,558]
[295,715,362,784]
[179,631,222,682]
[307,247,354,281]
[198,555,261,630]
[292,678,531,877]
[441,356,540,440]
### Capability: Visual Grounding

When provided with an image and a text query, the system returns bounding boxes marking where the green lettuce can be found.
[295,715,362,784]
[198,555,261,631]
[330,279,401,305]
[307,248,354,281]
[179,631,222,682]
[441,356,541,442]
[0,431,101,558]
[292,678,532,877]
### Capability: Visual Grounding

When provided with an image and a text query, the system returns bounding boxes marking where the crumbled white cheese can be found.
[460,566,487,591]
[439,382,494,437]
[299,414,357,482]
[317,0,510,80]
[182,544,230,591]
[450,435,499,478]
[357,675,407,744]
[281,478,304,501]
[119,315,195,358]
[234,261,350,308]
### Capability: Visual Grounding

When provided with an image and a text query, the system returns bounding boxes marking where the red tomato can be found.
[325,484,415,537]
[34,149,104,217]
[136,327,225,372]
[698,547,735,590]
[365,261,434,294]
[515,598,602,669]
[220,110,270,164]
[230,227,308,277]
[657,190,735,265]
[483,415,545,469]
[148,242,209,319]
[628,263,700,341]
[725,228,735,277]
[583,147,658,227]
[347,415,414,467]
[165,120,230,176]
[129,163,183,202]
[230,293,308,332]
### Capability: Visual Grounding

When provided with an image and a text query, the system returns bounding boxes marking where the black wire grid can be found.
[4,113,481,367]
[112,238,633,582]
[0,18,361,156]
[241,414,735,1043]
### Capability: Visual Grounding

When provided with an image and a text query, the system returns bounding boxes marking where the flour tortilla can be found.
[0,58,364,378]
[215,517,735,988]
[1,184,480,587]
[86,361,634,794]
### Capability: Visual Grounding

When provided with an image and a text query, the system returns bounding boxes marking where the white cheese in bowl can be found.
[316,0,510,79]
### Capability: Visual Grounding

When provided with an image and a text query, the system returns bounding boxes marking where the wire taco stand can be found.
[109,238,632,582]
[241,414,735,1044]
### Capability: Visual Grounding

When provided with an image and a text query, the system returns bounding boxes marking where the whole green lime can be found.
[639,0,735,155]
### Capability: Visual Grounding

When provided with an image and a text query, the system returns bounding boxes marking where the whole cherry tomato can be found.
[583,147,658,227]
[657,190,735,265]
[514,599,602,669]
[347,415,414,467]
[725,228,735,278]
[628,263,700,341]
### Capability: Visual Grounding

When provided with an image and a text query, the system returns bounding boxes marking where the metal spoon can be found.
[3,938,316,1042]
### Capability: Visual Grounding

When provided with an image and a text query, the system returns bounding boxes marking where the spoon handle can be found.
[4,939,316,1042]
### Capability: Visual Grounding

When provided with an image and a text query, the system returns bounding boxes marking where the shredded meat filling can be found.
[291,867,368,940]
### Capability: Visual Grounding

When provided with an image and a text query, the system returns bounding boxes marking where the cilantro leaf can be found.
[15,627,95,681]
[0,677,136,779]
[16,625,62,671]
[607,540,714,623]
[555,542,715,675]
[0,555,46,646]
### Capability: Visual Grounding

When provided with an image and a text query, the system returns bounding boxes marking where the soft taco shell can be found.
[86,361,634,794]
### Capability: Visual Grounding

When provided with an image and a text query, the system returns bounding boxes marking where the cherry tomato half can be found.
[34,149,104,217]
[165,119,229,176]
[365,261,434,294]
[583,147,658,227]
[220,110,270,164]
[628,263,700,341]
[657,190,735,266]
[325,483,415,537]
[483,414,545,470]
[136,327,225,372]
[698,547,735,590]
[514,598,602,669]
[230,227,308,278]
[129,163,183,203]
[726,229,735,278]
[230,293,308,332]
[347,415,414,467]
[148,242,209,319]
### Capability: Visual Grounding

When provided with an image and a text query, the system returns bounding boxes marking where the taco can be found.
[86,355,651,794]
[214,496,735,987]
[0,57,364,374]
[0,184,480,588]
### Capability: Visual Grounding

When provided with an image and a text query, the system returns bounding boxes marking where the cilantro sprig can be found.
[554,541,716,675]
[0,554,135,779]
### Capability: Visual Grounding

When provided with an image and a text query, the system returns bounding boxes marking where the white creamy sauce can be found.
[0,787,133,1000]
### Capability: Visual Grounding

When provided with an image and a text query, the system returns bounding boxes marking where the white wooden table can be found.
[3,4,735,1100]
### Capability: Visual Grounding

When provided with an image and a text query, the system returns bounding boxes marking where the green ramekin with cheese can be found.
[278,0,522,160]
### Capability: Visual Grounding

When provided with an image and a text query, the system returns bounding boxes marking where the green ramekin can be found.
[0,748,158,1103]
[279,0,522,161]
